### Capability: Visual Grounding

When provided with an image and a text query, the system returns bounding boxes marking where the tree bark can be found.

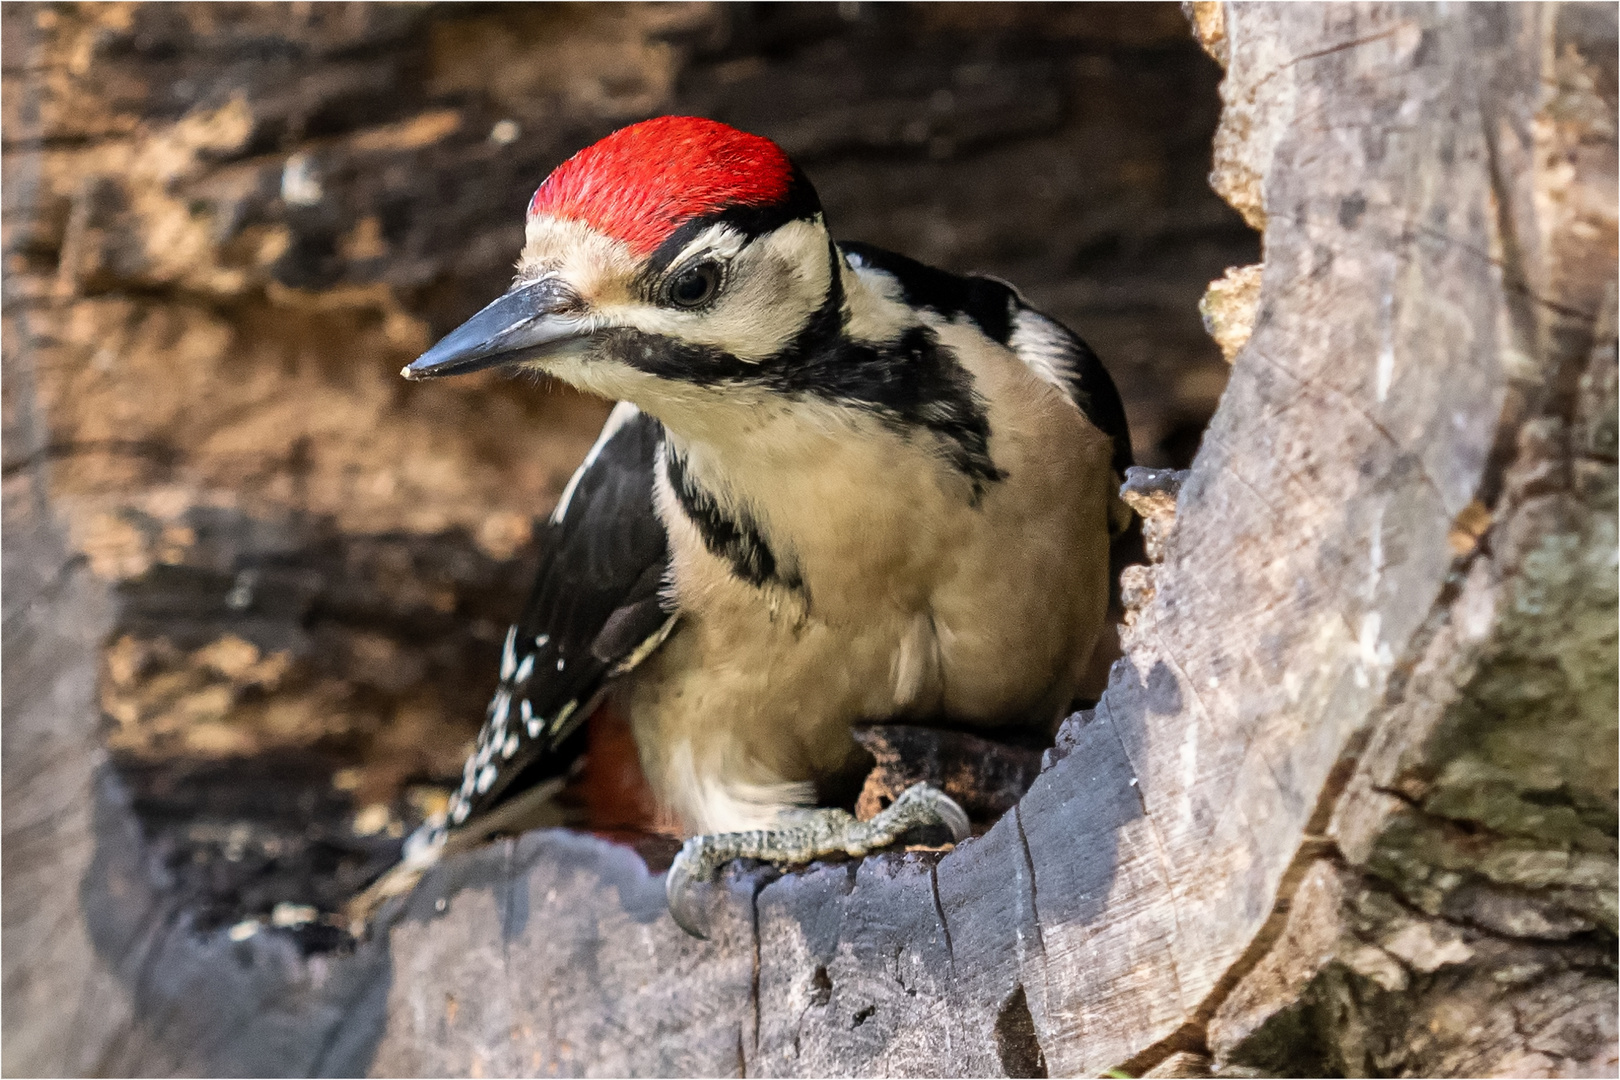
[2,3,1613,1077]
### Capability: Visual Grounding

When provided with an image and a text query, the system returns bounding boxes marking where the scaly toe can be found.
[661,787,969,938]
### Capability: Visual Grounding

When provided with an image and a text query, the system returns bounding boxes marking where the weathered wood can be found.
[3,379,394,1078]
[372,832,764,1078]
[3,2,1613,1077]
[1193,4,1619,1073]
[1,4,1250,1076]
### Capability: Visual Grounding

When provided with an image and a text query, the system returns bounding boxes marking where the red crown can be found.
[527,117,795,256]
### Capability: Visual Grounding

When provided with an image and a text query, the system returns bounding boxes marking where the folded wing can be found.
[443,402,676,839]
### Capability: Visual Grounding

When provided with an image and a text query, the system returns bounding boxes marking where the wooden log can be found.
[2,2,1612,1077]
[2,4,1248,1074]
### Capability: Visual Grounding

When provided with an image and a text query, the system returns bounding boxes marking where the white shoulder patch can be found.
[550,401,641,524]
[1007,308,1077,397]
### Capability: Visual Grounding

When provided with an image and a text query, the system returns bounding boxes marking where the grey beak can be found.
[403,279,588,380]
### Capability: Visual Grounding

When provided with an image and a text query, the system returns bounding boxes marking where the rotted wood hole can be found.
[6,3,1615,1079]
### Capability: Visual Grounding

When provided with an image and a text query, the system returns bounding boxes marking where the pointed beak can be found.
[403,279,589,380]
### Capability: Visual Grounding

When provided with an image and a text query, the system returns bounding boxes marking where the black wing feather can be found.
[443,406,673,833]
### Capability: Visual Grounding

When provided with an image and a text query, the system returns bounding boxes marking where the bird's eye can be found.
[665,262,721,309]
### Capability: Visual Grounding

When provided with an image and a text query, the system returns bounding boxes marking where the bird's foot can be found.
[664,782,969,938]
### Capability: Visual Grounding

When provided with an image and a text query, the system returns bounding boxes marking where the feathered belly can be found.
[631,363,1118,834]
[621,537,1105,834]
[623,598,905,833]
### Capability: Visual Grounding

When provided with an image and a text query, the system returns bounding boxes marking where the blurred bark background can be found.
[4,2,1614,1078]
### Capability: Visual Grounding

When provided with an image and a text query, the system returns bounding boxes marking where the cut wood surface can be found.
[3,3,1614,1077]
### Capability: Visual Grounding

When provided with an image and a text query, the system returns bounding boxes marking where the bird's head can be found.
[405,117,841,426]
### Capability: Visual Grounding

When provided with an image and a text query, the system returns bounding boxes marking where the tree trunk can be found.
[2,3,1613,1077]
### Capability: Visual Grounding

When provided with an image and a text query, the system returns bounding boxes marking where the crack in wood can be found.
[993,984,1049,1079]
[748,878,762,1071]
[1248,22,1414,95]
[1010,804,1045,965]
[927,862,955,971]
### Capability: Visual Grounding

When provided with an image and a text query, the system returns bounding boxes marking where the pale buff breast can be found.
[623,331,1118,835]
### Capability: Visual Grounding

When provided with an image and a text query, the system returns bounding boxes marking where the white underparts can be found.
[663,740,817,834]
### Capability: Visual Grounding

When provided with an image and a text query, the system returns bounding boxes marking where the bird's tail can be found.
[344,818,447,935]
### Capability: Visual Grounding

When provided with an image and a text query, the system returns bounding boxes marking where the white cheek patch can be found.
[701,217,832,361]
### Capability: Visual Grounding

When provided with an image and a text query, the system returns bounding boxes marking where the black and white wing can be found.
[838,240,1133,479]
[443,402,676,839]
[999,296,1134,480]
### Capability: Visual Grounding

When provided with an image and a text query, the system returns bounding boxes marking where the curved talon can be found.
[900,782,971,843]
[665,840,712,939]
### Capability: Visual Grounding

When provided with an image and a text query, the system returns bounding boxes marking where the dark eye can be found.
[665,262,721,309]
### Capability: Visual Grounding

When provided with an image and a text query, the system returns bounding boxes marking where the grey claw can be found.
[887,782,970,844]
[665,841,712,939]
[930,787,971,842]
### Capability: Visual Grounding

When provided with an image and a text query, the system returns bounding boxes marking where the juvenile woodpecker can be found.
[382,116,1133,936]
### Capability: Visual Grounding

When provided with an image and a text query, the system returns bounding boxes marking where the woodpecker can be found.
[372,116,1133,936]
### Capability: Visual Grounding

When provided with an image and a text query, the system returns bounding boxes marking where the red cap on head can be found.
[527,117,798,256]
